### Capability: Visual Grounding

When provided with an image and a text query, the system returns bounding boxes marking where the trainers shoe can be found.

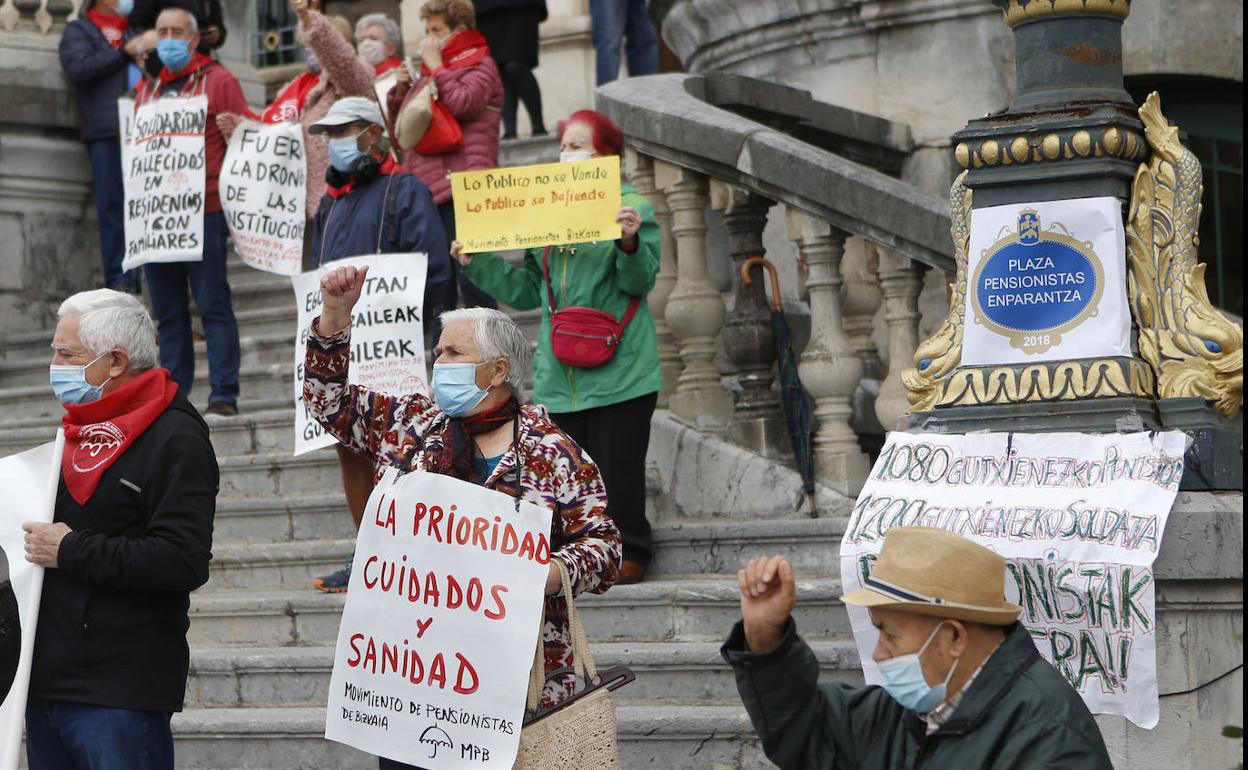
[204,401,239,417]
[314,558,353,593]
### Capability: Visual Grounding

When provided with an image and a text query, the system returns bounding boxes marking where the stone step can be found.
[232,276,298,316]
[0,328,52,362]
[213,494,355,544]
[185,638,859,709]
[208,518,844,591]
[188,577,849,649]
[170,703,775,769]
[216,449,341,501]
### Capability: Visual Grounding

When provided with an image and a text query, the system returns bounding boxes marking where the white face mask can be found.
[559,150,594,163]
[358,38,388,66]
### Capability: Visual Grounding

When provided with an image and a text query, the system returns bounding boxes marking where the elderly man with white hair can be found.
[22,289,218,770]
[355,12,404,77]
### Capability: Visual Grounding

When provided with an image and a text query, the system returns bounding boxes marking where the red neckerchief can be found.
[325,154,398,198]
[262,70,321,123]
[375,57,403,76]
[420,29,490,77]
[61,368,178,506]
[87,8,128,49]
[158,51,214,85]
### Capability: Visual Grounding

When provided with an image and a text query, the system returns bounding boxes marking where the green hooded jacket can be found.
[722,620,1115,770]
[462,184,662,413]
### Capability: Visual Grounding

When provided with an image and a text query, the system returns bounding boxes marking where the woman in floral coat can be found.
[303,266,621,745]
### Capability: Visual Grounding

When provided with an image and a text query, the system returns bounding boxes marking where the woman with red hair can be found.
[451,110,661,584]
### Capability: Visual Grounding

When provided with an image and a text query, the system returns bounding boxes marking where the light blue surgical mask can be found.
[328,133,365,173]
[50,352,112,406]
[115,0,134,16]
[156,37,191,72]
[877,622,959,713]
[431,361,491,417]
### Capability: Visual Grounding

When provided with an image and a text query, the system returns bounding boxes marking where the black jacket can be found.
[29,392,218,713]
[723,620,1114,770]
[58,0,136,142]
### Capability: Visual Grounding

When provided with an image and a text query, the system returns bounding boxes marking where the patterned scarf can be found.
[429,395,521,483]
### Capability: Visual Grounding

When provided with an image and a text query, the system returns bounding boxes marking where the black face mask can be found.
[143,51,163,78]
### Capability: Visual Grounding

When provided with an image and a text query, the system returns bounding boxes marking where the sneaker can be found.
[617,560,647,585]
[204,401,239,417]
[314,558,353,593]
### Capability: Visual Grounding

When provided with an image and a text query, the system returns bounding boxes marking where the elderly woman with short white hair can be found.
[303,266,621,741]
[355,12,404,77]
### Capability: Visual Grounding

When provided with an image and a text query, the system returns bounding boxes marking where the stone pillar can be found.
[840,240,885,381]
[875,248,926,431]
[712,182,786,458]
[46,0,71,29]
[625,149,681,406]
[655,161,734,433]
[12,0,40,31]
[787,211,870,495]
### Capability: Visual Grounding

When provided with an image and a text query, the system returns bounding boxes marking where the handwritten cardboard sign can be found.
[221,121,307,275]
[121,94,207,270]
[325,470,552,769]
[292,253,430,456]
[839,430,1185,729]
[451,157,622,253]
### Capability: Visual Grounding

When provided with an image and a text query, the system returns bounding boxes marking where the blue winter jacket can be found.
[58,4,134,142]
[311,168,451,327]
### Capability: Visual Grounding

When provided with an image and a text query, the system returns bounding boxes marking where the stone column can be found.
[875,247,926,431]
[625,149,681,406]
[787,211,870,496]
[13,0,41,31]
[840,240,885,381]
[46,0,72,29]
[713,182,785,457]
[655,161,734,433]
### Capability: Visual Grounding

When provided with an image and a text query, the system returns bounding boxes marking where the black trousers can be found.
[550,391,658,566]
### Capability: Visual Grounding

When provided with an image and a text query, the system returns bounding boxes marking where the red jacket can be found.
[136,58,251,213]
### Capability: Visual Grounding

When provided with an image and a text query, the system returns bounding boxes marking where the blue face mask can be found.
[156,37,192,72]
[50,352,112,406]
[328,133,365,173]
[877,622,959,713]
[115,0,134,16]
[431,361,491,417]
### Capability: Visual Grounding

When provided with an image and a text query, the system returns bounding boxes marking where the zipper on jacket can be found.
[560,248,571,307]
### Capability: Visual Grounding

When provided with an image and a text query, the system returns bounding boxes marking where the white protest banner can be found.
[325,470,552,769]
[221,120,307,275]
[292,253,429,455]
[117,96,135,169]
[122,94,208,271]
[963,197,1130,365]
[839,430,1185,729]
[1,433,65,770]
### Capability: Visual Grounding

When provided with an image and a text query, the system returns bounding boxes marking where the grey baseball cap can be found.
[308,96,385,134]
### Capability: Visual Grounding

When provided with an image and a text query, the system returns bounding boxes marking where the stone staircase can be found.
[1,247,862,770]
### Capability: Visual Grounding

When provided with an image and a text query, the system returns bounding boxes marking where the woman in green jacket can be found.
[451,110,661,583]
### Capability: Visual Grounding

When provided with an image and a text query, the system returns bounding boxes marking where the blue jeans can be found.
[144,211,241,404]
[85,138,130,289]
[26,697,174,770]
[590,0,659,85]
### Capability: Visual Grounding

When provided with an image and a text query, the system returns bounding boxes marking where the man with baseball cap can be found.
[305,95,451,594]
[725,526,1113,769]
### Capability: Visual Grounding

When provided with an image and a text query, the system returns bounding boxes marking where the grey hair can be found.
[355,13,401,46]
[157,5,198,36]
[439,307,530,392]
[57,289,159,373]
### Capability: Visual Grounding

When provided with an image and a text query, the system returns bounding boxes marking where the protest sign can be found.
[451,157,622,253]
[221,120,307,275]
[963,197,1130,365]
[292,253,429,456]
[375,70,399,121]
[117,96,134,169]
[325,470,552,769]
[122,94,208,271]
[839,430,1185,729]
[0,434,65,770]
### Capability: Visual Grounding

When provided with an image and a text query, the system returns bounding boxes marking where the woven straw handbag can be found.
[513,561,633,770]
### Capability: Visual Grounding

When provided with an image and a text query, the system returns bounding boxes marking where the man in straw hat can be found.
[724,526,1113,769]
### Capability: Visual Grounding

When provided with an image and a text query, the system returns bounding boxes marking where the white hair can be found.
[157,5,198,36]
[355,13,401,46]
[439,307,530,392]
[57,289,159,373]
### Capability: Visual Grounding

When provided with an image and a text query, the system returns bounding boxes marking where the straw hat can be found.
[841,527,1022,626]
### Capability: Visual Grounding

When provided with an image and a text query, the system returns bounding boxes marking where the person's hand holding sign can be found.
[738,555,796,653]
[449,241,470,268]
[318,265,370,337]
[617,206,642,251]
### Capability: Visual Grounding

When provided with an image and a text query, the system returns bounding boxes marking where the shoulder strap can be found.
[377,173,400,254]
[619,295,642,328]
[540,246,557,313]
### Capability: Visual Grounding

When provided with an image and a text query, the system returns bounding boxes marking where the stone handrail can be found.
[0,0,75,33]
[598,73,952,501]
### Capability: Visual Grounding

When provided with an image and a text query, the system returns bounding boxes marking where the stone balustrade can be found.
[599,73,946,502]
[0,0,75,33]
